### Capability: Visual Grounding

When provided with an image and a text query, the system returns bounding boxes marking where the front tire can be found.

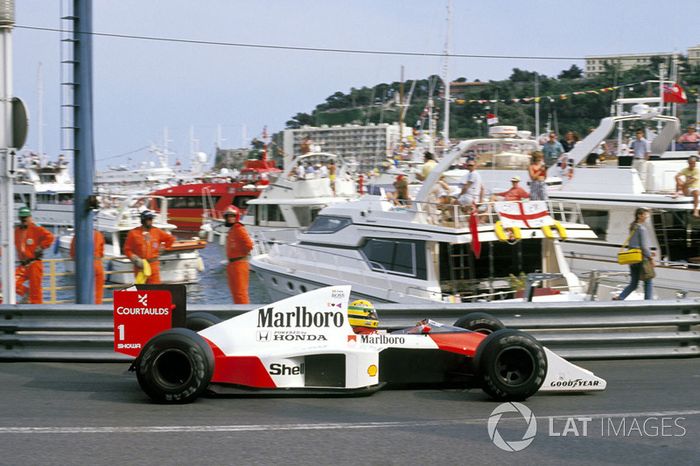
[136,328,214,403]
[475,329,546,401]
[454,312,505,335]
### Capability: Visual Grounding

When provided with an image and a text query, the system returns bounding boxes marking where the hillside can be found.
[284,60,700,140]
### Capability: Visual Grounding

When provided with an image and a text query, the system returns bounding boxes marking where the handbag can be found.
[641,258,656,280]
[617,226,643,265]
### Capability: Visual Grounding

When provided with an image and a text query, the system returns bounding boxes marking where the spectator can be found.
[493,176,530,201]
[318,162,329,178]
[392,175,410,206]
[675,155,700,217]
[556,152,575,180]
[629,129,651,172]
[542,132,564,168]
[416,151,437,181]
[560,131,579,153]
[614,208,654,301]
[677,125,699,145]
[528,152,548,200]
[457,161,483,210]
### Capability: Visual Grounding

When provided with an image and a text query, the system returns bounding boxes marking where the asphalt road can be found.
[0,359,698,466]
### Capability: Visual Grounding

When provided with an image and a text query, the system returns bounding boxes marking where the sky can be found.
[12,0,700,170]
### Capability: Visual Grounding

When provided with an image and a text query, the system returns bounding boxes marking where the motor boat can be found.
[250,146,598,304]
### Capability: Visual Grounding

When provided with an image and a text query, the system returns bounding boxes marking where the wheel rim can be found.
[494,346,535,387]
[152,348,193,389]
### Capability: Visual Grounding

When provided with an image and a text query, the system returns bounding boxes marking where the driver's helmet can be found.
[348,299,379,333]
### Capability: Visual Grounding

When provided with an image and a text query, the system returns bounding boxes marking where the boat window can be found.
[260,204,285,223]
[361,239,427,279]
[167,196,220,209]
[306,216,351,234]
[581,210,609,241]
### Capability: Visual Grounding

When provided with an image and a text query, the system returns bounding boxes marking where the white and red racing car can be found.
[113,286,606,403]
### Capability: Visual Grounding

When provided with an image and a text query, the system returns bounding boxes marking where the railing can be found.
[0,299,697,361]
[404,199,583,230]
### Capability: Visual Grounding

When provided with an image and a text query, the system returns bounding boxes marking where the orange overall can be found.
[70,230,106,304]
[124,227,175,284]
[226,222,254,304]
[15,221,55,304]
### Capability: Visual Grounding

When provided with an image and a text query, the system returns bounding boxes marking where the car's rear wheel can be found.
[475,329,546,401]
[186,312,222,331]
[136,328,214,403]
[454,312,505,335]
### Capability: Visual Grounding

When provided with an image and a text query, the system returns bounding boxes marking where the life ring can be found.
[495,221,522,242]
[541,221,567,240]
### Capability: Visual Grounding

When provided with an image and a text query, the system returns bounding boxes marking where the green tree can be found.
[557,65,583,80]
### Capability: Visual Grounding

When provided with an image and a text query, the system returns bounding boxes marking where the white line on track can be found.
[1,410,699,435]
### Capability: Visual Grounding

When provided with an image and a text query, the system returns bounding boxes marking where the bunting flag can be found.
[663,83,688,103]
[452,80,696,106]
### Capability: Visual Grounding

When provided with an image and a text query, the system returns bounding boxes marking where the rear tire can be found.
[475,329,546,401]
[186,312,222,331]
[454,312,505,335]
[136,328,214,403]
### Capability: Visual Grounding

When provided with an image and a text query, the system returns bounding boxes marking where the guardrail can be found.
[0,299,698,361]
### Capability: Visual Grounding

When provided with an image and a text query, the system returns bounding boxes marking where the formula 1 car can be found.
[113,286,606,403]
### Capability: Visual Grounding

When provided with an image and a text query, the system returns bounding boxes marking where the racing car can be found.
[113,286,606,403]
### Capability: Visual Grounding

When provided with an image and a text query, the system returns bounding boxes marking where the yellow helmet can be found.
[348,299,379,329]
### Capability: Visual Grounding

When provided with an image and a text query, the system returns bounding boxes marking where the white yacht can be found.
[58,195,206,284]
[250,148,597,304]
[203,152,359,244]
[13,155,75,227]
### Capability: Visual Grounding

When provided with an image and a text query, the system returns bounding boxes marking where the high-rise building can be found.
[584,51,678,78]
[282,123,410,172]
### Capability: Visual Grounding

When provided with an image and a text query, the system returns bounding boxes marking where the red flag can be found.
[469,212,481,259]
[486,113,499,126]
[663,83,688,103]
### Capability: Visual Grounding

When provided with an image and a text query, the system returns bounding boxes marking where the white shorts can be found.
[458,193,475,206]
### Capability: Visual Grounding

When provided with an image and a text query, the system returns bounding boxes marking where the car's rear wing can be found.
[113,284,187,357]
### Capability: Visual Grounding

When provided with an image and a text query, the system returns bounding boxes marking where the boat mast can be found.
[37,61,43,157]
[441,0,452,148]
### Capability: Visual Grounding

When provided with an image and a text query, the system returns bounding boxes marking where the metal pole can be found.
[73,0,95,303]
[0,1,15,304]
[534,74,540,143]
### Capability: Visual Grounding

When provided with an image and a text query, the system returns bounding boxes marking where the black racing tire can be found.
[475,329,547,401]
[454,312,505,335]
[136,328,214,404]
[186,312,222,331]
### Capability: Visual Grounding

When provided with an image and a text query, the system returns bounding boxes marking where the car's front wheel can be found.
[136,328,214,403]
[475,329,546,401]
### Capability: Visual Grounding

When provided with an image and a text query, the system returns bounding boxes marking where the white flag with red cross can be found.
[495,201,554,228]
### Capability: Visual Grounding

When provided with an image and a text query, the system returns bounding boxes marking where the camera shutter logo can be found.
[487,402,537,452]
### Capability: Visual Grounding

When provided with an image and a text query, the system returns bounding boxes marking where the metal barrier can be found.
[0,300,698,361]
